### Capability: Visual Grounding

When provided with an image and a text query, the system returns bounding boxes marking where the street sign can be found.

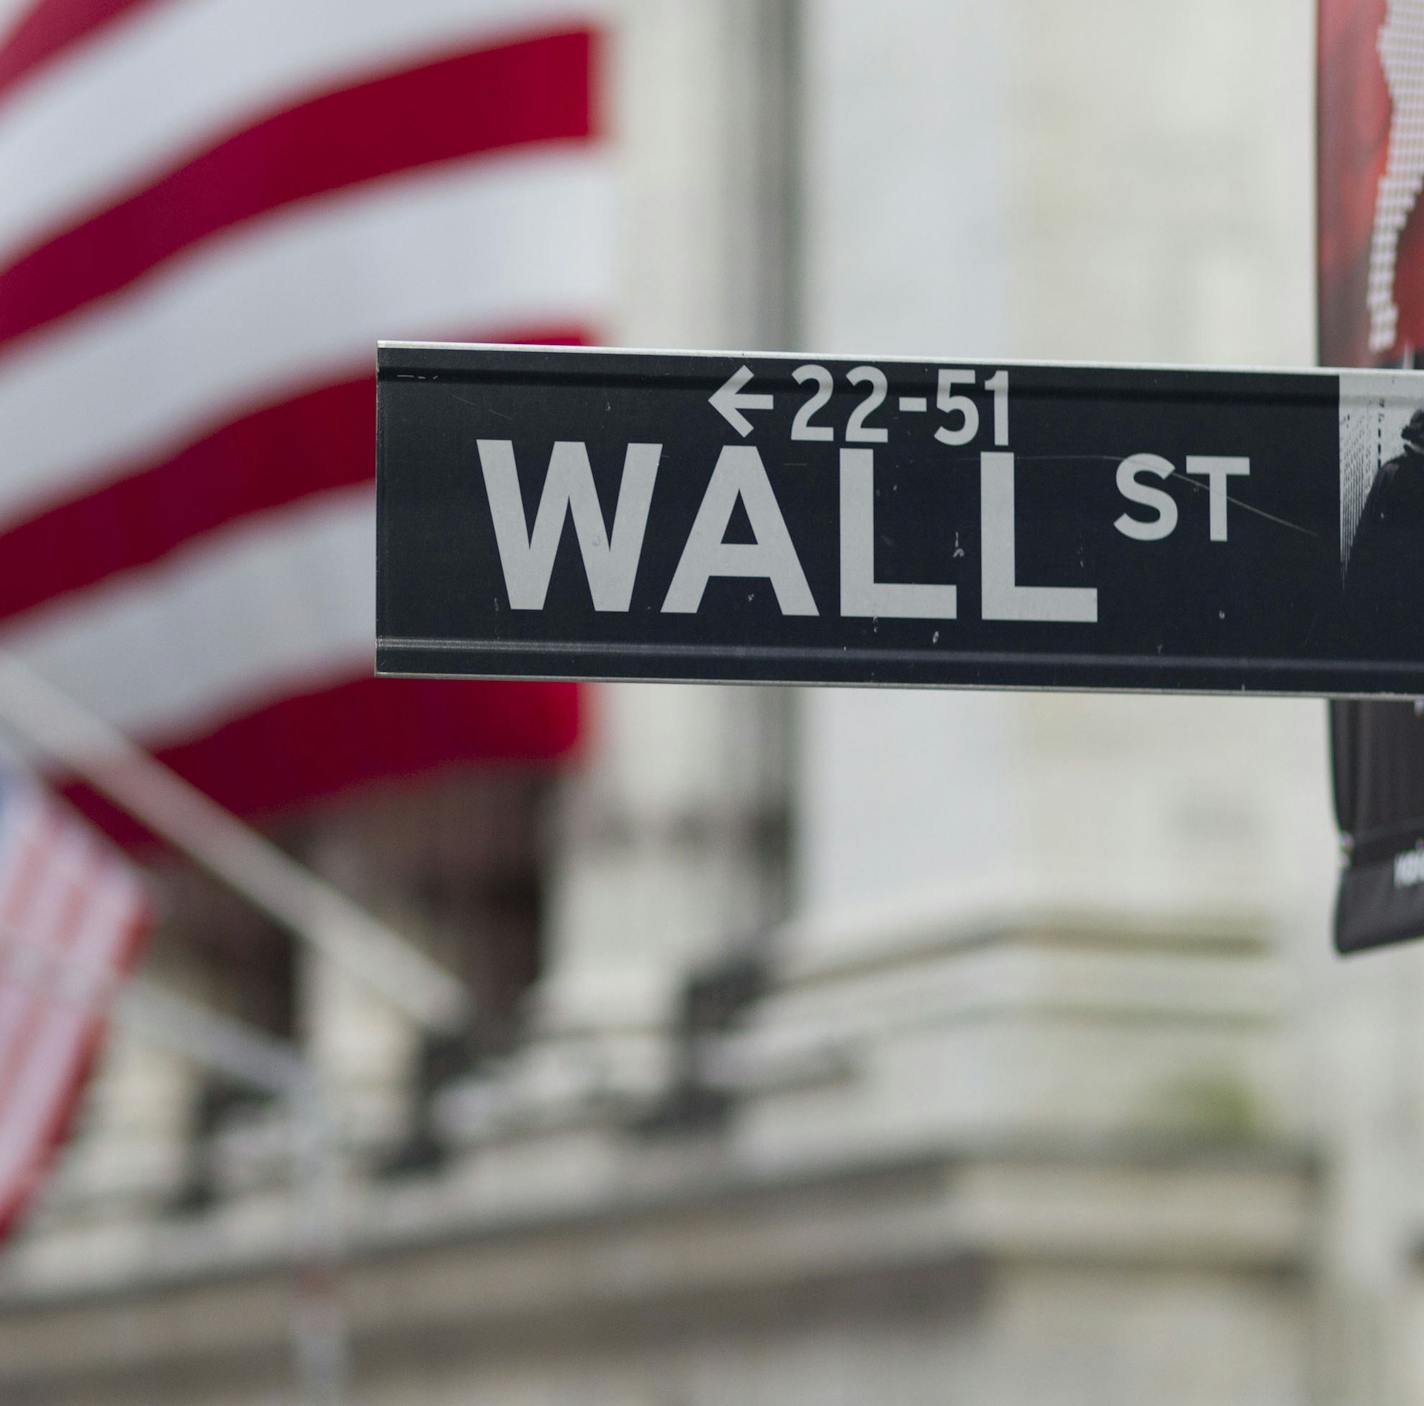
[377,343,1424,697]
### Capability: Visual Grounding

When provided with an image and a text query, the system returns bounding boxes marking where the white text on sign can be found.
[476,434,1248,623]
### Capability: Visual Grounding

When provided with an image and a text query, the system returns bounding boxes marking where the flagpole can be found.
[119,979,349,1406]
[0,649,468,1033]
[118,979,310,1093]
[0,647,460,1405]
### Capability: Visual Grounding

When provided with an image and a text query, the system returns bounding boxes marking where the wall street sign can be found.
[377,343,1424,697]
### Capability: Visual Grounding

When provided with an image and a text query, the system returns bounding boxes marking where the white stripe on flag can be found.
[3,488,376,751]
[0,145,613,526]
[0,0,604,263]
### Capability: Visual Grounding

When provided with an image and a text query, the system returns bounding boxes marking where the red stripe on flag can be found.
[61,674,583,848]
[0,325,588,622]
[0,31,594,350]
[0,0,162,107]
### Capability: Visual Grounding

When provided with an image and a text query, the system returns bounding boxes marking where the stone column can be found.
[504,0,802,1106]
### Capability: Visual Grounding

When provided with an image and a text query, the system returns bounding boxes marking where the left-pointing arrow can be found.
[709,364,774,437]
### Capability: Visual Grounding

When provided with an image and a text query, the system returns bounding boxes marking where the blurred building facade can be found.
[2,3,1417,1404]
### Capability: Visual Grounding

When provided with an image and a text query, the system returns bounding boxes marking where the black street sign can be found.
[377,343,1424,697]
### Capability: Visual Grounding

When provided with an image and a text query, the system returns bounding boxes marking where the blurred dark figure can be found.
[1332,697,1424,951]
[1343,407,1424,657]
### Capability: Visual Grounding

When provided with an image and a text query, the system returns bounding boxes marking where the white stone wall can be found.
[788,7,1415,1404]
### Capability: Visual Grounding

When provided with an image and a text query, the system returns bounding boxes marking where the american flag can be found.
[0,0,609,841]
[0,770,148,1234]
